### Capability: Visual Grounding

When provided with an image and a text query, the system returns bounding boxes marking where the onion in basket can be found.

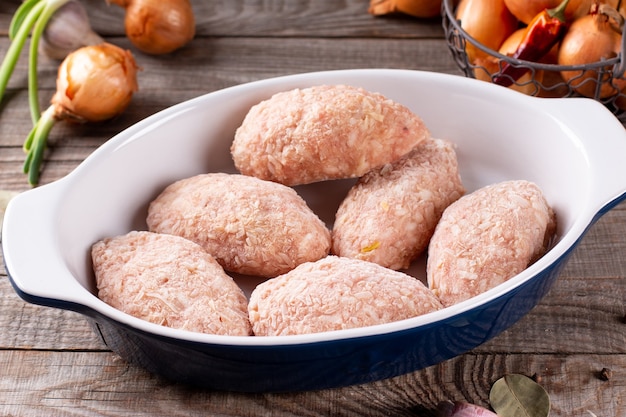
[558,5,626,98]
[455,0,518,63]
[368,0,442,18]
[503,0,592,24]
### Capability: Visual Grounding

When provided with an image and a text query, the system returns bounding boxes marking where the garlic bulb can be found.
[40,1,104,60]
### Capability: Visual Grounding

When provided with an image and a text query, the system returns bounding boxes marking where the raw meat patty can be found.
[147,173,331,277]
[249,256,443,336]
[332,138,465,270]
[231,84,430,186]
[427,180,557,307]
[92,231,252,336]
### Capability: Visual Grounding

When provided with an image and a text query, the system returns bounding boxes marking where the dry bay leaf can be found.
[489,374,550,417]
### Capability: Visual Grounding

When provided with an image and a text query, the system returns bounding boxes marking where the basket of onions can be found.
[442,0,626,119]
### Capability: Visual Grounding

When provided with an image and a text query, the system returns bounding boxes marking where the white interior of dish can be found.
[12,69,626,345]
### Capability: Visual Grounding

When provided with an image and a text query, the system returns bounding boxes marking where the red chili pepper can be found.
[493,0,570,87]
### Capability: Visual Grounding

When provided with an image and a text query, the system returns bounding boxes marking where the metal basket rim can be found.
[442,0,626,75]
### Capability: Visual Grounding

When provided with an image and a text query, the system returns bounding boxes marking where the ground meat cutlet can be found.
[92,231,252,336]
[146,173,331,278]
[427,180,557,307]
[231,84,430,186]
[249,255,443,336]
[332,138,465,270]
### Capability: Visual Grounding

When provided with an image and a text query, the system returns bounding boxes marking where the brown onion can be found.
[108,0,196,55]
[23,42,139,186]
[368,0,442,18]
[456,0,518,63]
[52,42,139,121]
[504,0,593,24]
[558,8,625,98]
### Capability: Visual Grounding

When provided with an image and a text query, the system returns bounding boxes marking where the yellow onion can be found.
[455,0,518,63]
[52,42,138,121]
[368,0,442,18]
[503,0,593,24]
[108,0,196,55]
[23,42,139,186]
[558,7,625,98]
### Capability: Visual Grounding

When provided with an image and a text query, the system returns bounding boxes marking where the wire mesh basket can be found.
[442,0,626,121]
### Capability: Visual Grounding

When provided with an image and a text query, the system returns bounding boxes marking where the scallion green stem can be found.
[0,1,45,104]
[28,0,70,124]
[23,105,57,186]
[9,0,43,39]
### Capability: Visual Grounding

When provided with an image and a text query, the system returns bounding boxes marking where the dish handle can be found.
[2,180,89,309]
[544,97,626,216]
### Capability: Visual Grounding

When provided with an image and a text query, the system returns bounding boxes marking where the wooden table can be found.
[1,1,625,415]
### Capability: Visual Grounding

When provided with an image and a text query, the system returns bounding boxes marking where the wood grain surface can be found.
[1,0,625,415]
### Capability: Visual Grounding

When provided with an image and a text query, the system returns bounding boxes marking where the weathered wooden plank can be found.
[0,0,446,39]
[1,350,623,417]
[1,3,624,417]
[0,277,104,350]
[0,36,460,92]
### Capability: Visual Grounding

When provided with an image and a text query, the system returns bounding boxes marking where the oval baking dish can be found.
[4,69,626,392]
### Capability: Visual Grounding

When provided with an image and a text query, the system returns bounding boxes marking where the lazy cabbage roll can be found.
[332,137,465,270]
[249,256,443,336]
[231,84,430,186]
[147,173,331,278]
[92,231,252,336]
[427,180,556,307]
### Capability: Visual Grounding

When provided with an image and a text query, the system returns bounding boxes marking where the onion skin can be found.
[23,42,139,186]
[558,12,625,98]
[455,0,518,63]
[52,42,139,122]
[4,3,137,185]
[600,0,626,16]
[108,0,196,55]
[504,0,593,24]
[368,0,442,18]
